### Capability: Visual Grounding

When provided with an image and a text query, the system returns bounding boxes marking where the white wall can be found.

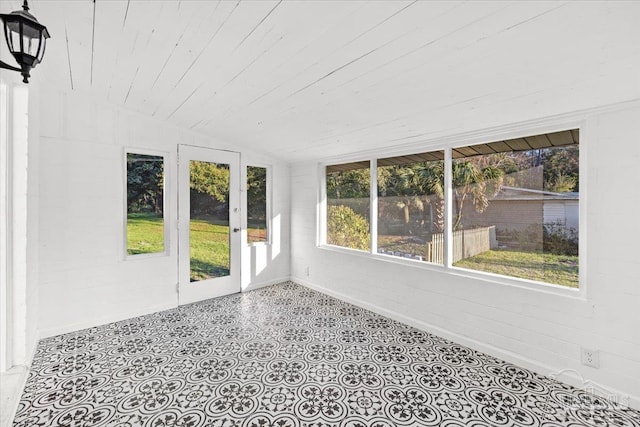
[36,85,290,337]
[290,103,640,409]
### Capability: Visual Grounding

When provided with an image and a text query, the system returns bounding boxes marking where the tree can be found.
[542,146,579,192]
[377,165,419,231]
[127,154,164,214]
[327,205,370,250]
[247,166,267,221]
[188,162,230,217]
[451,160,503,230]
[378,160,502,233]
[414,162,445,232]
[190,161,229,202]
[378,163,444,234]
[326,168,370,199]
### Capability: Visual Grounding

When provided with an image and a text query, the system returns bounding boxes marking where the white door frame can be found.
[178,145,241,305]
[0,75,30,370]
[0,76,12,372]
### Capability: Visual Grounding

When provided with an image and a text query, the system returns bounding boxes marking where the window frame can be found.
[243,163,272,246]
[320,159,373,252]
[123,147,170,260]
[318,119,586,299]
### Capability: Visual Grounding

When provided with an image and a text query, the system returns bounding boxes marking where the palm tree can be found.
[378,166,420,233]
[414,162,445,233]
[451,160,503,230]
[414,159,503,231]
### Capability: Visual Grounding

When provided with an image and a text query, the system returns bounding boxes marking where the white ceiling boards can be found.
[12,0,640,161]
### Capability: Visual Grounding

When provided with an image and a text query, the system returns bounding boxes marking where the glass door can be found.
[178,145,241,304]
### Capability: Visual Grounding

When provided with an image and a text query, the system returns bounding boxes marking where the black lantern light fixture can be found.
[0,0,50,84]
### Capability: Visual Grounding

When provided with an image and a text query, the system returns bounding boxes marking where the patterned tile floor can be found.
[13,281,640,426]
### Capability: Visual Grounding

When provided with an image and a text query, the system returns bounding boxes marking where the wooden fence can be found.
[425,226,495,264]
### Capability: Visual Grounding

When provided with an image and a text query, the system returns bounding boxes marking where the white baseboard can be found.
[38,277,293,340]
[38,278,294,339]
[38,302,178,340]
[242,276,292,292]
[291,276,640,411]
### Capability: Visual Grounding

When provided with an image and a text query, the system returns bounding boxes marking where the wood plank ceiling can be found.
[3,0,639,162]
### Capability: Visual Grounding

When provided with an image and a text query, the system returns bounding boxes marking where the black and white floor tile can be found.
[13,281,640,426]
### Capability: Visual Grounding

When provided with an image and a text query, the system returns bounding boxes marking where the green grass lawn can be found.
[454,249,579,288]
[128,213,264,281]
[127,213,165,255]
[378,234,578,287]
[378,235,425,255]
[130,217,577,287]
[189,218,230,281]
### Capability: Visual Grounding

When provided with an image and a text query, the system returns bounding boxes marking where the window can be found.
[452,130,579,288]
[126,152,166,255]
[322,129,580,289]
[377,151,444,264]
[246,166,268,244]
[326,161,370,251]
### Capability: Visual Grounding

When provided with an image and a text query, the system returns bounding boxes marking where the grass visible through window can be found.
[128,214,266,280]
[189,218,230,281]
[454,249,578,288]
[127,213,164,255]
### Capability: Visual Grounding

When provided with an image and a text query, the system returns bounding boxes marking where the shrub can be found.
[544,222,578,256]
[327,205,370,250]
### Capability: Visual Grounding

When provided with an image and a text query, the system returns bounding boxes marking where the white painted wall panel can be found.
[290,106,640,408]
[36,85,290,337]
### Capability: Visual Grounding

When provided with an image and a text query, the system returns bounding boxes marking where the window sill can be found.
[125,251,169,261]
[318,244,585,300]
[246,241,271,247]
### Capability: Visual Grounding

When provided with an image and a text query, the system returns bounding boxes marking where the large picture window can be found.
[323,129,580,289]
[377,151,444,264]
[126,152,166,256]
[452,130,579,287]
[326,161,370,251]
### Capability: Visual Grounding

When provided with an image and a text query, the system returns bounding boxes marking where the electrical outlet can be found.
[581,347,600,368]
[305,266,310,277]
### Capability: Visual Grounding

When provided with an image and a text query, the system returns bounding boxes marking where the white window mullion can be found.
[370,158,377,255]
[444,147,453,268]
[318,164,327,246]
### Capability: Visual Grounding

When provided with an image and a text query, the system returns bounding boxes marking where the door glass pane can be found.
[189,160,230,281]
[126,153,165,255]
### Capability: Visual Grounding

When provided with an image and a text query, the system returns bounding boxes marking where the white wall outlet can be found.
[581,347,600,368]
[305,266,310,277]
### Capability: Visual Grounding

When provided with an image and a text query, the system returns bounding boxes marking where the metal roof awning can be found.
[453,129,579,159]
[326,129,579,172]
[326,161,371,173]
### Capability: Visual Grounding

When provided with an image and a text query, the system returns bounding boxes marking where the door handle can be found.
[233,228,240,232]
